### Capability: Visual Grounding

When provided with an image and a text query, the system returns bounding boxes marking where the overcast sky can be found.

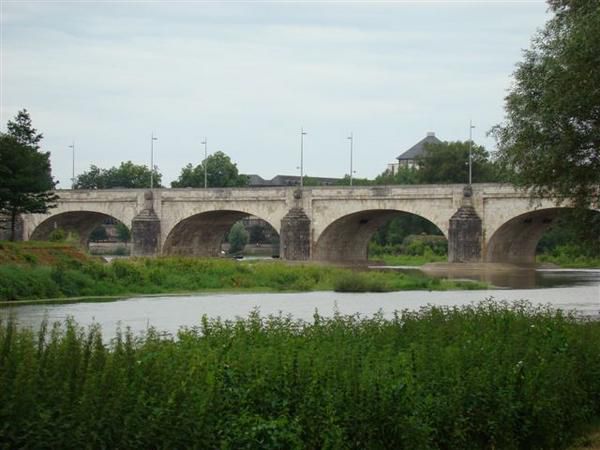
[1,1,550,188]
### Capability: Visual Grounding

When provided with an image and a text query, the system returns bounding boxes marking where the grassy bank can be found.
[0,241,90,265]
[0,243,485,301]
[1,301,599,449]
[537,253,600,269]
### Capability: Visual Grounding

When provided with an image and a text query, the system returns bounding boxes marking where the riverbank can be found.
[370,252,600,269]
[1,301,598,449]
[0,242,486,302]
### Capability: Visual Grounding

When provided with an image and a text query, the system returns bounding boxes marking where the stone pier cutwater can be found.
[131,191,161,257]
[280,207,311,260]
[448,185,482,263]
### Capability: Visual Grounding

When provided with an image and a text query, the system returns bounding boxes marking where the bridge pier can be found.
[280,207,311,261]
[131,191,161,257]
[448,186,482,263]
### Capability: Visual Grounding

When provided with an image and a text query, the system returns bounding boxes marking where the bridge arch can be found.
[163,210,280,257]
[30,211,130,247]
[485,207,598,264]
[313,209,447,261]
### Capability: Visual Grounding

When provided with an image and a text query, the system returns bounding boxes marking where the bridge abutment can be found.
[448,186,482,263]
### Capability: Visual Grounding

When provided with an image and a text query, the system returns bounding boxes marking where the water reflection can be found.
[373,264,600,289]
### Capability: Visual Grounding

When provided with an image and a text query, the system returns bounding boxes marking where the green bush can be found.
[48,228,67,242]
[89,226,108,242]
[537,244,600,268]
[0,302,599,449]
[228,222,249,254]
[402,234,448,256]
[0,257,483,301]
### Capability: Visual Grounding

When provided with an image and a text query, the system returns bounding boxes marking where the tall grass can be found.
[537,245,600,268]
[1,301,599,449]
[0,257,485,301]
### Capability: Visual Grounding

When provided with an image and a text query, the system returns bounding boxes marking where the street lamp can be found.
[347,133,354,186]
[68,141,75,189]
[468,120,475,185]
[150,132,158,189]
[300,128,307,188]
[201,137,208,188]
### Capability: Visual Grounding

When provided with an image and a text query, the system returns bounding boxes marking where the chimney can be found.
[426,131,435,137]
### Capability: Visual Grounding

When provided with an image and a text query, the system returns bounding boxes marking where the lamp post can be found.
[68,141,75,189]
[202,137,208,188]
[150,132,158,189]
[468,120,475,185]
[300,128,307,188]
[347,133,353,186]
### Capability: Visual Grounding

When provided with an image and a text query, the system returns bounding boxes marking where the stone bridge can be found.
[14,183,598,264]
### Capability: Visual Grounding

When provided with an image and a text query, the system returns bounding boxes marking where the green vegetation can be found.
[492,0,600,209]
[1,301,599,449]
[0,251,485,302]
[228,222,249,255]
[74,161,162,189]
[0,241,89,266]
[536,210,600,268]
[0,110,58,240]
[538,245,600,269]
[412,140,502,184]
[171,151,249,188]
[370,233,448,266]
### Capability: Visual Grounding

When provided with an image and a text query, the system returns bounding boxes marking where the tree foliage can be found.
[171,151,249,188]
[0,110,57,241]
[74,161,162,189]
[6,109,43,149]
[227,222,249,255]
[372,214,443,247]
[369,141,501,187]
[89,226,108,242]
[416,141,499,184]
[374,166,420,185]
[491,0,600,208]
[116,223,131,242]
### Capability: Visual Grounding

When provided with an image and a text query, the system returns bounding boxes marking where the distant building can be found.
[247,174,340,187]
[387,132,442,174]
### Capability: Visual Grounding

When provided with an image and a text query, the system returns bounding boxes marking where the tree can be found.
[116,223,131,242]
[336,175,373,186]
[89,226,108,242]
[74,161,162,189]
[228,222,249,254]
[372,214,443,247]
[415,141,498,184]
[6,109,43,149]
[373,166,419,185]
[171,151,249,188]
[491,0,600,208]
[0,110,58,240]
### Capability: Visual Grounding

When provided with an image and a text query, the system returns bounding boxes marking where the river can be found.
[1,267,598,338]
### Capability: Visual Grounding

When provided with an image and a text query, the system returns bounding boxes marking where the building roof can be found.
[396,132,442,161]
[247,174,341,187]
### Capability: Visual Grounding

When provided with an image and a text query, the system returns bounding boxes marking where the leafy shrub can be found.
[89,226,108,242]
[228,222,249,254]
[402,234,448,256]
[0,302,599,448]
[48,228,66,242]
